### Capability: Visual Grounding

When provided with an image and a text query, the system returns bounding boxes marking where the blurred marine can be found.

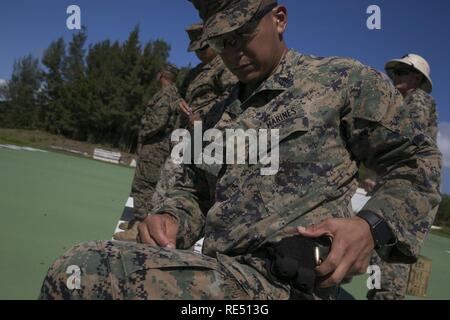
[368,53,438,300]
[129,64,181,222]
[114,23,237,242]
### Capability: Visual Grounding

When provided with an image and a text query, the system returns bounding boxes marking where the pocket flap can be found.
[120,247,217,276]
[276,117,310,143]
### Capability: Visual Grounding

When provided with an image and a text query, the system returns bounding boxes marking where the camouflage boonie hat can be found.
[191,0,277,40]
[186,23,208,52]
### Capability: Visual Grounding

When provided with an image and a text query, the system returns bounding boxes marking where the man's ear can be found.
[273,5,288,34]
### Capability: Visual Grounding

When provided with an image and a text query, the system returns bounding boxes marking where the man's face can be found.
[195,46,217,65]
[392,67,423,96]
[217,5,288,85]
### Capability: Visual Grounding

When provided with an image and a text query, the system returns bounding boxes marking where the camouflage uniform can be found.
[115,26,237,243]
[405,88,438,139]
[186,54,237,120]
[40,48,442,300]
[131,84,182,220]
[368,88,439,300]
[41,0,441,300]
[151,55,237,209]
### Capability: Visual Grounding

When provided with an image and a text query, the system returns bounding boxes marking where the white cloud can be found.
[0,79,6,88]
[438,122,450,168]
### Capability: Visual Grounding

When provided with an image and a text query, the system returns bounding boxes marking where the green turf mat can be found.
[0,148,134,299]
[1,147,449,300]
[343,233,450,300]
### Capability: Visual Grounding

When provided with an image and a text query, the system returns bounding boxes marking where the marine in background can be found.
[368,54,438,300]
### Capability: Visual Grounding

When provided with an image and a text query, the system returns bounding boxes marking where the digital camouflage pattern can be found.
[151,157,185,211]
[368,254,410,300]
[39,241,286,300]
[116,52,237,240]
[131,84,182,220]
[158,50,442,262]
[184,54,237,121]
[40,49,442,300]
[187,23,208,52]
[404,88,438,140]
[192,0,274,39]
[150,55,237,211]
[368,88,438,300]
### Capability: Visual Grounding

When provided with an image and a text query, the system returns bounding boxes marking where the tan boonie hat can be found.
[186,23,208,52]
[192,0,277,40]
[385,53,433,93]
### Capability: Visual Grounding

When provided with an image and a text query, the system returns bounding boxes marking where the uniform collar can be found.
[225,49,300,116]
[253,49,299,94]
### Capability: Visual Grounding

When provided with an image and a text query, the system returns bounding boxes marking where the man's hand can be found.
[298,217,375,288]
[137,214,179,249]
[189,113,201,126]
[178,100,193,118]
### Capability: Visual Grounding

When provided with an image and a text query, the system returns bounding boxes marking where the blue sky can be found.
[1,0,450,192]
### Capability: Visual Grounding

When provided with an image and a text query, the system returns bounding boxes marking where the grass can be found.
[343,233,450,300]
[0,128,72,149]
[0,130,33,146]
[0,128,136,167]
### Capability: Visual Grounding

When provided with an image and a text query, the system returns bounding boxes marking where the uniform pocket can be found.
[120,246,219,277]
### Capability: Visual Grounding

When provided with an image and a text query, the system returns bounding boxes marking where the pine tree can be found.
[4,25,175,152]
[4,55,42,128]
[62,27,88,140]
[41,38,69,135]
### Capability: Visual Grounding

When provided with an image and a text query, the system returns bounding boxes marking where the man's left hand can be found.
[298,217,375,288]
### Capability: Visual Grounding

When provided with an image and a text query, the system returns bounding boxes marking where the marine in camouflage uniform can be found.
[151,23,237,209]
[368,55,438,300]
[131,65,182,221]
[179,23,238,123]
[40,0,441,300]
[115,23,237,241]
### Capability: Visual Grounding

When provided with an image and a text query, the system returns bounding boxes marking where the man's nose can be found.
[223,48,244,65]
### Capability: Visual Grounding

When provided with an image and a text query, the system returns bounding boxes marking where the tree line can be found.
[0,26,187,153]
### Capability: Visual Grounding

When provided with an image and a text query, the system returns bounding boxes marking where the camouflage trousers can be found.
[39,241,290,300]
[367,254,410,300]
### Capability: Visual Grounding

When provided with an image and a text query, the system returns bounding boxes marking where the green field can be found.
[343,234,450,300]
[0,147,134,299]
[1,147,449,300]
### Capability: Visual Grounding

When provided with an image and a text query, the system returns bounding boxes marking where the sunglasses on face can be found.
[207,2,278,54]
[392,68,415,76]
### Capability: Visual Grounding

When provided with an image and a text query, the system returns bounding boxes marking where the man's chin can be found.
[234,70,265,86]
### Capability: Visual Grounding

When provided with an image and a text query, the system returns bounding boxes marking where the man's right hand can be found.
[178,100,193,118]
[137,214,179,249]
